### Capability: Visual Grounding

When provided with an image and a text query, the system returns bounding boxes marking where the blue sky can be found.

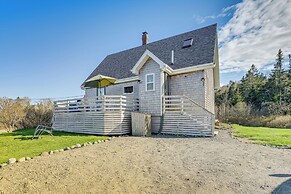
[0,0,290,99]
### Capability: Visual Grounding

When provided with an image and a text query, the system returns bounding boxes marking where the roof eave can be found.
[131,49,168,75]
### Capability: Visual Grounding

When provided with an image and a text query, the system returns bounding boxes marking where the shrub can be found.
[266,115,291,128]
[0,98,29,132]
[23,100,53,128]
[0,98,53,132]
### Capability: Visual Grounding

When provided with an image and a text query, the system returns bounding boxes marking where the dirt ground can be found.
[0,130,290,194]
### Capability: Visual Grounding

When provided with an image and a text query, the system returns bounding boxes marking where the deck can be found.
[53,95,139,135]
[52,95,214,136]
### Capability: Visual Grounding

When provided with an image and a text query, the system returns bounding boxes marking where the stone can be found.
[8,158,17,164]
[17,157,26,162]
[64,147,70,151]
[41,152,49,156]
[76,144,81,148]
[25,157,31,160]
[97,140,101,143]
[0,163,7,168]
[71,145,76,149]
[93,141,97,144]
[49,151,54,155]
[59,149,64,152]
[82,143,87,147]
[88,142,92,145]
[54,150,59,153]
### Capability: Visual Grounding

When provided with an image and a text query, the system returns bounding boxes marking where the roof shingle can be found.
[84,24,217,83]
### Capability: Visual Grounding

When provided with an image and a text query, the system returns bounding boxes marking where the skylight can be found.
[182,38,193,48]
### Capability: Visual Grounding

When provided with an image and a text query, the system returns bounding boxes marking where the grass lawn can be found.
[0,129,107,164]
[232,124,291,147]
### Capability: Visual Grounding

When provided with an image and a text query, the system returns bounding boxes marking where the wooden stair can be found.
[161,95,214,137]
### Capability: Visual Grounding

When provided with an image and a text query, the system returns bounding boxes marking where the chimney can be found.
[142,32,149,45]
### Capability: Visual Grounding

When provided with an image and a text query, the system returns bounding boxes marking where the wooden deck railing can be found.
[162,95,214,136]
[162,95,214,116]
[54,95,139,113]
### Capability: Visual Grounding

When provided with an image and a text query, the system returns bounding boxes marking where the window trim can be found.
[146,73,155,91]
[123,85,134,94]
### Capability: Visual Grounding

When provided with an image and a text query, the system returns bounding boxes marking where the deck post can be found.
[181,97,184,113]
[102,95,105,111]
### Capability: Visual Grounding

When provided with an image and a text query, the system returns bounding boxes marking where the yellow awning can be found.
[84,74,116,88]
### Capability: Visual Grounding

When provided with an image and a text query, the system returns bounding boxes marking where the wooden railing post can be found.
[181,97,184,113]
[102,95,106,111]
[66,100,69,113]
[162,95,165,113]
[120,96,123,111]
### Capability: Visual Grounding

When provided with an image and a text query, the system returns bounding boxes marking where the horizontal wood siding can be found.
[53,111,131,135]
[162,95,214,137]
[162,112,213,136]
[53,111,105,134]
[53,95,137,135]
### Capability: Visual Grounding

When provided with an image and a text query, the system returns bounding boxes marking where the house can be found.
[53,24,220,136]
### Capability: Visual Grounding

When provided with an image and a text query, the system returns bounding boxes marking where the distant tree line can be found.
[215,49,291,127]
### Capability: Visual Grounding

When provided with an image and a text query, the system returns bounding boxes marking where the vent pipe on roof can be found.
[171,50,174,65]
[142,32,149,45]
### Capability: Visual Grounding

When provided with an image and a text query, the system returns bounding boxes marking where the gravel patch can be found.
[0,130,290,194]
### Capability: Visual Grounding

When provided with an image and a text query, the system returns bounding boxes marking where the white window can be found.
[146,73,155,91]
[124,86,134,94]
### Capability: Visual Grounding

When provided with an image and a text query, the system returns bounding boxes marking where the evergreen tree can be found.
[215,48,291,118]
[240,64,266,109]
[268,49,285,105]
[286,54,291,103]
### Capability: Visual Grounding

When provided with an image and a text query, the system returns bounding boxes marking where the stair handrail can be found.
[182,95,214,116]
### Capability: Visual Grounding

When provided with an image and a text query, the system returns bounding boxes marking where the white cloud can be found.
[194,4,236,24]
[219,0,291,73]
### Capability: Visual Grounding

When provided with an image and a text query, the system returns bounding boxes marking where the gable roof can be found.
[84,24,217,83]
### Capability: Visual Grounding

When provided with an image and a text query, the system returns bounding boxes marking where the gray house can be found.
[53,24,220,136]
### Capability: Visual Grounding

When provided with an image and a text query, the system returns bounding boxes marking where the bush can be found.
[0,98,29,132]
[23,100,53,128]
[266,115,291,128]
[0,98,53,132]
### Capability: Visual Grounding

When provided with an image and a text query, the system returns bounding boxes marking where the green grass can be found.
[0,129,107,164]
[232,124,291,147]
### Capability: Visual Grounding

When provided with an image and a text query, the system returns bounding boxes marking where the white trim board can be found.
[131,50,168,75]
[145,73,155,91]
[123,85,134,95]
[115,76,139,84]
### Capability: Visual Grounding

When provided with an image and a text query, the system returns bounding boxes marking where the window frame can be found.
[145,73,155,91]
[123,85,134,94]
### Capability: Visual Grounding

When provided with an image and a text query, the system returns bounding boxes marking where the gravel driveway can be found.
[0,130,290,194]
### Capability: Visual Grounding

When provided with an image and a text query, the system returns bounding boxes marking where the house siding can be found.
[204,68,215,113]
[106,81,139,98]
[84,81,139,99]
[170,71,205,107]
[85,88,97,98]
[139,59,162,133]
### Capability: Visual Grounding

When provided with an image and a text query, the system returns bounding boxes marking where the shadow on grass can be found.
[272,178,291,194]
[0,128,102,141]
